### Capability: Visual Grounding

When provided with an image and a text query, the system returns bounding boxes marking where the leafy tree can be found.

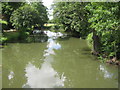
[2,2,25,29]
[31,2,49,28]
[9,3,48,40]
[86,2,120,59]
[10,3,48,31]
[53,2,90,38]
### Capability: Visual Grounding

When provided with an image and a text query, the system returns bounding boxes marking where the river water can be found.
[1,31,118,88]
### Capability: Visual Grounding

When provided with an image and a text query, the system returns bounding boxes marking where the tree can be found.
[86,2,120,59]
[2,2,25,29]
[31,2,49,28]
[10,3,48,40]
[10,3,48,31]
[53,2,90,38]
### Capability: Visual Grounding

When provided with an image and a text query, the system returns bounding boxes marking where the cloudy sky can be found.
[42,0,54,20]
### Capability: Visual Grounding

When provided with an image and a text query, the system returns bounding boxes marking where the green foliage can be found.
[0,37,7,43]
[2,2,25,29]
[50,25,60,30]
[10,3,48,31]
[2,2,48,42]
[87,33,93,49]
[86,2,120,59]
[0,19,7,25]
[31,2,49,25]
[53,2,90,38]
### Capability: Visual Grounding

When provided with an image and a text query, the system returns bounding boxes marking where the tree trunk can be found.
[116,42,120,60]
[92,30,101,55]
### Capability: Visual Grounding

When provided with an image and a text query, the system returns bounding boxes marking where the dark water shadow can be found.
[6,35,48,43]
[57,36,70,41]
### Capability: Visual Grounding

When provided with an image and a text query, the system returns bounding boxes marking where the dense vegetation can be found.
[53,2,120,62]
[53,2,90,38]
[1,2,48,42]
[2,2,25,30]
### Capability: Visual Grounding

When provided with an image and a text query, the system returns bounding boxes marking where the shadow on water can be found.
[81,47,92,55]
[57,36,70,41]
[5,30,49,43]
[26,35,48,43]
[82,47,91,51]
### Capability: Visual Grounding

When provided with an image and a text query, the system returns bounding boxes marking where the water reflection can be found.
[44,31,63,39]
[24,31,65,88]
[99,64,114,79]
[8,71,14,80]
[44,39,61,57]
[47,39,61,50]
[24,62,65,88]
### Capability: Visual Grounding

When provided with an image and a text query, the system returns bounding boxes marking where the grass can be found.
[44,23,56,27]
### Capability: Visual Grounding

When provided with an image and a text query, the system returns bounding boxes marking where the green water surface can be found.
[2,33,118,88]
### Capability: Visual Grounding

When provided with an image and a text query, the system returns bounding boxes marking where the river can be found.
[1,31,118,88]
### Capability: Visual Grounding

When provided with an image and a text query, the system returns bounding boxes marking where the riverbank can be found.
[106,57,120,66]
[91,51,120,66]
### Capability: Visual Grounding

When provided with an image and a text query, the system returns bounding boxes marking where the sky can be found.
[42,0,54,20]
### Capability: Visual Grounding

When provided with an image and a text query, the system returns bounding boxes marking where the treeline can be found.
[53,2,120,61]
[1,2,48,42]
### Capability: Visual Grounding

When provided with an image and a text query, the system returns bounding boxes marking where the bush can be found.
[0,37,7,44]
[86,33,93,49]
[10,4,39,31]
